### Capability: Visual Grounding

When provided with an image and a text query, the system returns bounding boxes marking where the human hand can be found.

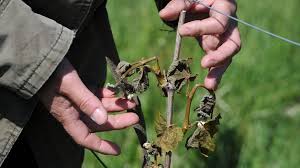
[159,0,241,90]
[38,58,138,155]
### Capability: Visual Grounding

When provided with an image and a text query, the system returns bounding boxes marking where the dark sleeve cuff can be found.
[154,0,178,28]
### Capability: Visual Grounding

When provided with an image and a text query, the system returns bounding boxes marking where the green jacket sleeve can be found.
[0,0,74,99]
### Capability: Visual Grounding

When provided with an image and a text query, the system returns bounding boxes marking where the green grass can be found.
[83,0,300,167]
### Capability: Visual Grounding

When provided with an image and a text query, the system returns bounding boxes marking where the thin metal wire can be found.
[187,0,300,47]
[90,150,108,168]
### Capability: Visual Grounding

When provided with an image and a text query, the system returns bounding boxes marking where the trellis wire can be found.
[187,0,300,47]
[91,150,108,168]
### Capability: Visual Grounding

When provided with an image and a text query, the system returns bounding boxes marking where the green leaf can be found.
[156,126,184,152]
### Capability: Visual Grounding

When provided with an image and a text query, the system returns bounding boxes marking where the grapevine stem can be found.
[165,10,186,168]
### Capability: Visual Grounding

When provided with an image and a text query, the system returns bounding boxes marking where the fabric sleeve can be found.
[154,0,178,28]
[0,0,75,99]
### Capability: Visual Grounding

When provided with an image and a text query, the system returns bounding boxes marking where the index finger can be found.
[179,0,237,36]
[64,117,121,155]
[210,0,237,31]
[159,0,214,21]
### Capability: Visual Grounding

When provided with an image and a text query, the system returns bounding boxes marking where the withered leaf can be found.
[204,114,221,137]
[146,163,164,168]
[156,126,183,152]
[167,59,196,91]
[116,81,136,95]
[151,65,168,90]
[185,124,215,157]
[155,114,167,137]
[194,93,216,121]
[116,61,134,77]
[132,67,150,93]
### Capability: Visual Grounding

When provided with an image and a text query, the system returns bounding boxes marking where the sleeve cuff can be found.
[17,25,75,99]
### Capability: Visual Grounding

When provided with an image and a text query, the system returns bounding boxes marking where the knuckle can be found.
[96,137,103,150]
[58,71,78,95]
[234,40,242,53]
[218,25,226,34]
[75,137,85,146]
[78,95,94,113]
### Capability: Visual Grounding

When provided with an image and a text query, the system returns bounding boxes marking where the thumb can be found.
[57,59,108,125]
[159,0,191,21]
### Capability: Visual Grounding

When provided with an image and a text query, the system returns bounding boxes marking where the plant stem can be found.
[182,84,205,133]
[120,56,158,80]
[173,11,186,61]
[165,10,186,168]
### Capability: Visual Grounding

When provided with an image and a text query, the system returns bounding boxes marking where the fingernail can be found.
[91,108,107,125]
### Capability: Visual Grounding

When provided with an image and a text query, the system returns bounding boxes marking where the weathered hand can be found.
[160,0,241,90]
[38,58,138,155]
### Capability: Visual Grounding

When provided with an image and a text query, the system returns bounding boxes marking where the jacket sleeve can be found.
[154,0,178,28]
[0,0,75,99]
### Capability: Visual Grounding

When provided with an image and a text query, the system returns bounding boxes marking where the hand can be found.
[38,58,138,155]
[159,0,241,90]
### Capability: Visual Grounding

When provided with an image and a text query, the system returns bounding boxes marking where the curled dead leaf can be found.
[194,93,216,121]
[185,114,221,157]
[167,59,196,92]
[132,67,150,93]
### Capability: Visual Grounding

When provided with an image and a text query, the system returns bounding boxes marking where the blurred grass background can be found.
[83,0,300,167]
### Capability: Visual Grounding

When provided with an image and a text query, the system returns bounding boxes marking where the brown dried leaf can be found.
[194,93,216,121]
[185,124,215,157]
[167,59,196,91]
[156,126,183,152]
[155,114,167,137]
[146,163,164,168]
[132,67,150,93]
[152,65,168,89]
[116,61,134,77]
[204,114,221,137]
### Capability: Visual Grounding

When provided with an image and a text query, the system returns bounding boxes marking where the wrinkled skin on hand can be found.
[38,59,139,155]
[160,0,241,90]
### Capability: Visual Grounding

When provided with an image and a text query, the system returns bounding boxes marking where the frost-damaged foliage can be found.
[186,114,221,157]
[194,94,216,120]
[166,59,196,92]
[155,114,183,152]
[108,56,222,167]
[143,142,163,168]
[107,58,156,98]
[183,87,220,157]
[105,11,223,167]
